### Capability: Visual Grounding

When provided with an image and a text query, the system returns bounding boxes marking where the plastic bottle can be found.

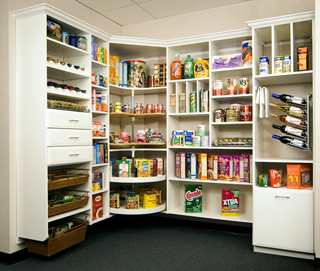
[184,55,194,79]
[194,59,209,78]
[172,54,182,80]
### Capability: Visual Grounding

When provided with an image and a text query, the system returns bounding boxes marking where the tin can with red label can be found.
[157,104,164,113]
[122,104,130,113]
[239,78,250,94]
[240,105,252,121]
[146,104,153,113]
[154,105,158,113]
[213,80,223,96]
[136,103,142,114]
[227,78,237,95]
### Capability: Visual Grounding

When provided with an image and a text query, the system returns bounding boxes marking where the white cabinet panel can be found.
[47,109,91,129]
[47,129,91,146]
[253,188,313,253]
[48,146,92,165]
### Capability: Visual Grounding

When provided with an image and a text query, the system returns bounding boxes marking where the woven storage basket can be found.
[48,191,89,217]
[26,218,89,257]
[48,169,89,191]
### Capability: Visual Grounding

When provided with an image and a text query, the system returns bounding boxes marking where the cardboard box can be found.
[186,153,197,179]
[185,184,202,213]
[197,153,207,180]
[218,155,233,181]
[176,152,186,179]
[207,154,218,181]
[287,164,312,189]
[232,156,244,182]
[92,193,103,220]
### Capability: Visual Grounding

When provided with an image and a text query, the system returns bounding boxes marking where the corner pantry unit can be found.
[13,3,316,259]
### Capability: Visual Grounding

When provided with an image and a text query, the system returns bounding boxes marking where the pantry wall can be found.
[0,0,316,257]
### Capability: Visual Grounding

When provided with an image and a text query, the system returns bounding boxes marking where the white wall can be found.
[122,0,315,39]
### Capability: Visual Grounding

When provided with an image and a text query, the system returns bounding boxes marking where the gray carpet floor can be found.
[0,215,315,271]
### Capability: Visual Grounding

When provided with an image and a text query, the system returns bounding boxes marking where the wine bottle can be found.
[272,124,307,140]
[271,114,307,130]
[269,103,307,119]
[272,135,307,151]
[271,93,307,108]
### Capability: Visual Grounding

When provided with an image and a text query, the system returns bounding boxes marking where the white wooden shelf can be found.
[47,87,90,101]
[92,163,108,167]
[90,215,112,225]
[110,201,166,215]
[255,158,313,163]
[109,84,166,95]
[211,121,253,125]
[47,37,90,58]
[91,84,108,91]
[211,66,252,76]
[92,137,108,140]
[211,94,253,102]
[110,175,166,183]
[48,206,91,223]
[169,112,210,117]
[47,62,90,80]
[168,78,210,83]
[92,188,108,195]
[169,177,253,186]
[92,60,108,68]
[92,111,108,115]
[254,71,313,85]
[168,146,210,150]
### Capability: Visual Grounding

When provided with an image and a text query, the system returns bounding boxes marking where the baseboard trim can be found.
[0,249,30,265]
[254,246,314,260]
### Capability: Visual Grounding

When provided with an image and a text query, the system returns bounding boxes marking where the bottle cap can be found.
[272,135,280,140]
[272,94,280,98]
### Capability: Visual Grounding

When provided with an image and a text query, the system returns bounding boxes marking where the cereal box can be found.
[287,164,312,189]
[218,155,233,181]
[137,160,150,177]
[197,153,207,180]
[156,158,164,175]
[241,154,250,183]
[185,184,202,213]
[92,193,103,220]
[186,153,197,179]
[207,155,218,181]
[118,160,130,178]
[232,156,244,182]
[221,190,239,216]
[269,169,284,188]
[176,152,186,179]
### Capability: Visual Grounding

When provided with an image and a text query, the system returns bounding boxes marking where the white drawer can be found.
[47,109,91,129]
[47,129,92,146]
[47,146,92,166]
[253,188,313,253]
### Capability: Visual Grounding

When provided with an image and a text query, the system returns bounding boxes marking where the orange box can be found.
[287,164,312,189]
[197,153,207,180]
[269,169,284,188]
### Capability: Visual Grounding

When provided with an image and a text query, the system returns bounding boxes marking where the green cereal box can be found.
[185,185,202,213]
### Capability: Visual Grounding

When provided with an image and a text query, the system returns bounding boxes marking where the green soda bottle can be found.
[184,55,194,79]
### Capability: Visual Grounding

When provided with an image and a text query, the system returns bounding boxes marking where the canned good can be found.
[154,105,158,113]
[115,102,122,113]
[120,132,128,138]
[149,75,154,87]
[126,192,139,209]
[227,79,237,95]
[192,136,201,147]
[146,104,153,113]
[136,103,142,114]
[113,131,120,138]
[242,40,252,66]
[283,55,291,73]
[259,56,269,75]
[125,60,146,88]
[274,56,283,74]
[190,92,197,113]
[230,103,242,121]
[157,104,164,113]
[226,109,236,122]
[197,125,206,136]
[240,105,252,121]
[214,109,224,122]
[77,36,87,50]
[143,191,157,209]
[213,80,223,96]
[122,104,130,113]
[115,137,121,144]
[110,191,120,208]
[239,78,249,94]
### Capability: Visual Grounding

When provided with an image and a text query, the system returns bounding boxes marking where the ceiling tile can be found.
[76,0,134,12]
[132,0,152,3]
[100,5,155,25]
[139,0,247,18]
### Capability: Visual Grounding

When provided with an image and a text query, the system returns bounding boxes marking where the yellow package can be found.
[137,160,150,177]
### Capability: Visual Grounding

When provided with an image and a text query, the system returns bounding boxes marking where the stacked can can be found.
[227,79,237,95]
[146,104,153,113]
[213,80,223,96]
[274,56,283,74]
[136,103,142,114]
[239,78,249,94]
[230,103,242,121]
[283,55,291,73]
[190,92,197,113]
[122,104,130,113]
[115,102,122,113]
[259,56,269,75]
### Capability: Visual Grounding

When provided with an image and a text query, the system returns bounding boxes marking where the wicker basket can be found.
[48,169,89,191]
[48,191,89,217]
[25,218,89,257]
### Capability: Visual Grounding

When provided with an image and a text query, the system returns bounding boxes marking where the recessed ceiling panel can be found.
[101,5,154,25]
[76,0,134,12]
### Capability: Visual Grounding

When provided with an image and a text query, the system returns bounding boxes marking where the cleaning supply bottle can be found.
[184,55,194,79]
[194,58,209,78]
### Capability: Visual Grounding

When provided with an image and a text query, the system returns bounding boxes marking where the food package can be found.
[222,190,239,216]
[197,153,207,180]
[212,53,242,70]
[269,169,284,188]
[207,154,218,181]
[176,152,186,179]
[287,164,311,189]
[186,153,197,179]
[92,193,103,220]
[218,155,233,181]
[185,185,202,213]
[232,156,244,182]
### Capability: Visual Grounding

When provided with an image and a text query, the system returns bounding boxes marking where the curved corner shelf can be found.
[111,175,166,183]
[92,163,108,168]
[168,112,210,117]
[47,87,90,101]
[110,201,166,215]
[92,110,108,115]
[91,84,108,91]
[92,60,108,68]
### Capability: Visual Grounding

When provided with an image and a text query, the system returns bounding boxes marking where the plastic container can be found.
[184,55,194,79]
[194,59,209,78]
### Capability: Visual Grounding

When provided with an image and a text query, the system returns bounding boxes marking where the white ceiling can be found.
[76,0,249,26]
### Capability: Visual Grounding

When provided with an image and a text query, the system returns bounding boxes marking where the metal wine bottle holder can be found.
[307,92,312,152]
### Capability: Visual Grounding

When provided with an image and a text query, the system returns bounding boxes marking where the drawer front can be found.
[47,129,92,146]
[47,109,91,129]
[47,146,92,166]
[253,188,313,253]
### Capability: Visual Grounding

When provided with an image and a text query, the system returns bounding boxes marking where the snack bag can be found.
[221,190,239,216]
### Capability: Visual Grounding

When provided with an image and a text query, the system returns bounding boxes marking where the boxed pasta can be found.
[207,155,218,181]
[176,152,186,179]
[218,155,233,181]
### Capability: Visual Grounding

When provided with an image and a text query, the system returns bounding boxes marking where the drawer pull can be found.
[69,153,80,156]
[275,195,290,198]
[69,136,79,139]
[69,119,79,122]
